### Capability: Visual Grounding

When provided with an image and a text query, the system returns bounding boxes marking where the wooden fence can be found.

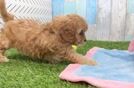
[0,0,133,41]
[52,0,134,41]
[0,0,52,28]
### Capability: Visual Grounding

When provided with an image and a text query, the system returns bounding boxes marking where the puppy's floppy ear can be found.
[59,21,77,45]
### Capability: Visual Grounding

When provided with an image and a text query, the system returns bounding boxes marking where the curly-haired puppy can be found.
[0,0,96,65]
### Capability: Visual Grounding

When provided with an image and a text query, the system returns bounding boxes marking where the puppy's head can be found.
[52,14,88,45]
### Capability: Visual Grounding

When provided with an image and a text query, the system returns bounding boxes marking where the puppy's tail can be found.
[0,0,14,22]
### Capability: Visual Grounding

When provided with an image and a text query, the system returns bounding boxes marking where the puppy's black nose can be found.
[84,39,87,42]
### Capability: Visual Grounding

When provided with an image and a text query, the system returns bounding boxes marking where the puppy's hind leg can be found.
[0,33,10,63]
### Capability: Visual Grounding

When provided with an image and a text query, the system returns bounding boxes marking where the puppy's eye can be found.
[79,30,84,35]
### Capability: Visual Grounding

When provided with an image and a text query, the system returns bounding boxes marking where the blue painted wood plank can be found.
[86,0,97,24]
[52,0,64,17]
[64,0,76,15]
[76,0,86,18]
[128,0,134,14]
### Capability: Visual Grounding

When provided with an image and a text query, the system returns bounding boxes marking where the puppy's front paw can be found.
[85,59,97,66]
[80,57,97,66]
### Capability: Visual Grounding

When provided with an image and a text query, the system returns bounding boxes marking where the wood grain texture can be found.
[86,24,97,40]
[52,0,64,17]
[76,0,86,18]
[110,0,127,41]
[0,0,52,28]
[0,0,133,41]
[127,0,134,14]
[86,0,97,24]
[53,0,134,41]
[96,0,111,40]
[125,14,134,41]
[64,0,76,15]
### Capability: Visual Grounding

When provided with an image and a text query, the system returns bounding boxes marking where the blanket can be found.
[59,47,134,88]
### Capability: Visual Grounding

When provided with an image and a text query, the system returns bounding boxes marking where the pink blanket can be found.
[59,47,134,88]
[128,40,134,52]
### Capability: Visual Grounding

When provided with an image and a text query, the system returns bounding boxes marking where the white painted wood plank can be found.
[85,0,97,40]
[125,14,134,41]
[86,24,96,40]
[96,0,111,40]
[110,0,127,41]
[5,0,52,23]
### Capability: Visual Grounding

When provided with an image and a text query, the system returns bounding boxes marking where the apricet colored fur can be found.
[0,0,96,65]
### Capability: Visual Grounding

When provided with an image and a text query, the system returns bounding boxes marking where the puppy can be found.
[0,0,96,65]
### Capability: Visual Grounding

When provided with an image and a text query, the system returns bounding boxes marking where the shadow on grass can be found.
[5,48,70,65]
[61,79,96,88]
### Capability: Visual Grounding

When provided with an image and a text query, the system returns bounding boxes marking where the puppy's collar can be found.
[72,45,77,50]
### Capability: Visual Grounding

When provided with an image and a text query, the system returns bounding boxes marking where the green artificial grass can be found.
[0,41,129,88]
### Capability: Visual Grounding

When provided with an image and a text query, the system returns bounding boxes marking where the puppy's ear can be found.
[59,22,76,45]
